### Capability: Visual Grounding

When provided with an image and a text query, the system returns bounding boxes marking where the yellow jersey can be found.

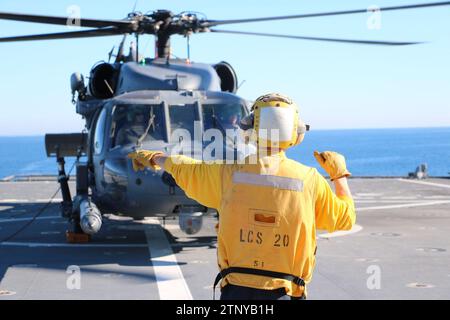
[164,151,355,297]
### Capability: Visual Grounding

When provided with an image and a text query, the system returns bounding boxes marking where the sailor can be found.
[128,93,356,300]
[115,109,147,146]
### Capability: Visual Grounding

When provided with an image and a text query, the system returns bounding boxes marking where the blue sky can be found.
[0,0,449,135]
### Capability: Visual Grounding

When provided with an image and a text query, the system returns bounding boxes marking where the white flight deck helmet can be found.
[239,93,309,150]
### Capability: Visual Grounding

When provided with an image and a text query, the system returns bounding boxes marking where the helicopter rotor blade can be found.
[202,1,450,27]
[0,11,134,28]
[210,29,422,46]
[0,28,124,43]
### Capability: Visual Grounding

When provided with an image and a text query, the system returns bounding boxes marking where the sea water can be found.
[0,127,449,178]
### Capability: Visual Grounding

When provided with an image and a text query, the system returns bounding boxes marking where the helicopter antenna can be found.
[135,33,139,62]
[115,34,127,63]
[107,46,115,63]
[186,35,191,63]
[237,80,246,91]
[128,40,137,61]
[132,0,138,13]
[166,47,171,65]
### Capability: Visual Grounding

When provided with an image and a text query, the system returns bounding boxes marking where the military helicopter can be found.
[1,2,448,241]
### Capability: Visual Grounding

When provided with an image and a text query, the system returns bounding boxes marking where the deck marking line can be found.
[355,200,446,203]
[144,219,193,300]
[0,199,62,204]
[397,179,450,189]
[0,242,148,248]
[0,216,61,223]
[358,200,450,211]
[0,199,29,203]
[318,224,363,239]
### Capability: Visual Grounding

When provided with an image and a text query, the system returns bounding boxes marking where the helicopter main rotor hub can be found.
[120,10,210,57]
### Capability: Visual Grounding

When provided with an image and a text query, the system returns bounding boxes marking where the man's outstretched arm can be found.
[128,150,223,210]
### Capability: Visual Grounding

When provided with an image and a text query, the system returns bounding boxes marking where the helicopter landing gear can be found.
[66,217,90,243]
[44,133,89,243]
[54,156,88,243]
[57,157,91,243]
[65,163,95,243]
[64,162,91,243]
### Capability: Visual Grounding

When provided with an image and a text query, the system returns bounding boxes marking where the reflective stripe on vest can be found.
[232,172,303,192]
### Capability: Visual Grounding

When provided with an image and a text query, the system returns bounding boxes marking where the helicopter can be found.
[0,2,449,242]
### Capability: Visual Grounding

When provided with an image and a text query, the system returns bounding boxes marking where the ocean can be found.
[0,127,449,178]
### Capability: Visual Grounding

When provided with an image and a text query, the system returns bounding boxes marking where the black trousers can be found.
[220,284,305,300]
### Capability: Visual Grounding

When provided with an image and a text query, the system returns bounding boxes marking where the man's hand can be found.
[314,150,351,181]
[128,150,164,171]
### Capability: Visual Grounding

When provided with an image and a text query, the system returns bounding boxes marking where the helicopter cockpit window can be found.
[94,108,107,155]
[111,104,165,147]
[169,104,197,139]
[202,103,245,132]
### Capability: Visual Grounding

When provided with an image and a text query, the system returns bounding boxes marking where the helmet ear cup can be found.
[293,119,307,146]
[294,132,305,146]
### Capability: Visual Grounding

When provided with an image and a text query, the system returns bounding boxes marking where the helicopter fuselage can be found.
[54,57,250,235]
[88,89,249,219]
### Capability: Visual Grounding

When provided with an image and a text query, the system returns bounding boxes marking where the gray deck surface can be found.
[1,178,449,300]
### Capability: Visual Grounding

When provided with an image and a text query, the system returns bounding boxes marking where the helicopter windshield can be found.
[111,104,165,147]
[202,103,245,132]
[169,104,197,139]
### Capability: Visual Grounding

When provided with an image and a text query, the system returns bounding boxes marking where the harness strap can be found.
[213,267,306,300]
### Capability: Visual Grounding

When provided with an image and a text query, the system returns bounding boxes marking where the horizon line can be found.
[1,125,450,137]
